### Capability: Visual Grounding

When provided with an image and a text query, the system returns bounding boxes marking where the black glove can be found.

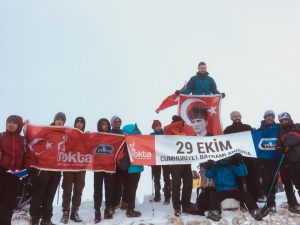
[231,153,244,164]
[202,160,214,169]
[175,90,182,95]
[221,93,225,98]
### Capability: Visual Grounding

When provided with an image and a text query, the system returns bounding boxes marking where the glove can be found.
[231,153,244,164]
[221,93,225,98]
[175,90,182,95]
[202,160,214,169]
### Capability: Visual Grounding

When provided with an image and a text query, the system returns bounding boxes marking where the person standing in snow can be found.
[94,118,113,223]
[176,61,225,98]
[256,110,280,213]
[223,111,258,208]
[164,116,193,217]
[30,112,66,225]
[60,117,86,224]
[109,116,124,210]
[0,115,30,225]
[276,112,300,214]
[122,124,144,217]
[205,155,269,222]
[150,120,171,204]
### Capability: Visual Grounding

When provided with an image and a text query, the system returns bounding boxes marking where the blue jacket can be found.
[205,162,247,192]
[123,124,144,174]
[182,72,220,95]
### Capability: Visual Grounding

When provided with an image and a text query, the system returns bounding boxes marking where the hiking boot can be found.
[269,206,277,213]
[70,209,83,223]
[174,209,181,217]
[94,209,101,224]
[182,207,196,215]
[120,201,129,210]
[207,210,221,221]
[40,220,56,225]
[251,207,269,221]
[30,217,40,225]
[163,199,170,205]
[126,209,142,217]
[104,207,113,219]
[60,211,69,224]
[289,205,300,214]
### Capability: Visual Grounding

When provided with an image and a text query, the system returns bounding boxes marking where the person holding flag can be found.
[0,115,30,225]
[176,62,225,97]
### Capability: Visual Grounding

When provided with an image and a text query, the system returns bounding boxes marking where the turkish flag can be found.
[25,125,125,172]
[155,85,185,113]
[178,94,223,135]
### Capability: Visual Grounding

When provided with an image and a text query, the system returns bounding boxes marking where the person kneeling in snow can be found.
[205,154,269,222]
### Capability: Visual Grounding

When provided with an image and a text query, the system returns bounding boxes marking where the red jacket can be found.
[0,116,30,170]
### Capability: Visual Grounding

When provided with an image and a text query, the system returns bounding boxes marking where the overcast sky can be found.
[1,0,300,133]
[1,0,300,203]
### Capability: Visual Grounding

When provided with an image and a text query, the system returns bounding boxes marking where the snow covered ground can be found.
[12,167,300,225]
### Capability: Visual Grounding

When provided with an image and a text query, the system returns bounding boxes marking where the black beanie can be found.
[54,112,66,124]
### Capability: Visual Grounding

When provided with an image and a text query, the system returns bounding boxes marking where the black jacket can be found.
[223,122,252,134]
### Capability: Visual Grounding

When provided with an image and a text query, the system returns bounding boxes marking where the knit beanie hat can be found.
[74,117,86,131]
[263,110,275,119]
[230,111,241,119]
[278,112,292,122]
[54,112,66,123]
[172,115,184,123]
[152,120,162,129]
[111,116,122,128]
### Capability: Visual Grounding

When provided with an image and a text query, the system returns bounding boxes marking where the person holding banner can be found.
[30,112,66,225]
[94,118,113,223]
[164,116,193,217]
[176,61,225,98]
[150,120,171,204]
[60,117,86,224]
[277,112,300,214]
[0,115,30,225]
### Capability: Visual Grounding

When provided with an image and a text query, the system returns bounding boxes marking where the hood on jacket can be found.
[97,118,111,132]
[111,116,122,129]
[74,116,86,131]
[123,124,141,135]
[6,115,23,134]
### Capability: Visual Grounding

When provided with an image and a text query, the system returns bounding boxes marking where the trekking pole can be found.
[57,179,61,205]
[151,172,155,218]
[264,154,285,208]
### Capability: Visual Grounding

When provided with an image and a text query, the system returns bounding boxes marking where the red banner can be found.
[178,94,223,135]
[25,125,125,173]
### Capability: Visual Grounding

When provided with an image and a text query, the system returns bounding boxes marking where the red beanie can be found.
[152,120,162,129]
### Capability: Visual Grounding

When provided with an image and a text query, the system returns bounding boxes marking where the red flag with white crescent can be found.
[178,94,223,135]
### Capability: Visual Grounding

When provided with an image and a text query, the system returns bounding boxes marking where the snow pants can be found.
[170,164,192,210]
[287,162,300,198]
[30,169,61,220]
[94,172,110,210]
[108,166,123,208]
[62,171,86,212]
[151,165,171,201]
[0,170,19,225]
[122,171,140,211]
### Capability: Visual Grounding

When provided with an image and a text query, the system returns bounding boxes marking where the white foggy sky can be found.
[1,0,300,133]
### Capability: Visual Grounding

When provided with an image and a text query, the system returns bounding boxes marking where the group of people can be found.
[0,61,300,225]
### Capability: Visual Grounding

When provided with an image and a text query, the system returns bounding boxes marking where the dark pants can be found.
[170,164,192,210]
[94,172,110,210]
[209,190,258,212]
[62,171,86,212]
[256,159,278,206]
[0,171,19,225]
[109,167,123,207]
[197,187,216,214]
[151,165,171,200]
[280,161,298,207]
[124,172,140,211]
[30,169,61,220]
[287,162,300,198]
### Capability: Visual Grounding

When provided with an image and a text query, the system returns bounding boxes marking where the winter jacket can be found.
[163,121,186,135]
[112,129,123,134]
[0,116,30,171]
[123,124,144,174]
[257,121,281,159]
[223,122,252,134]
[150,129,164,135]
[277,123,300,162]
[205,162,248,192]
[182,72,220,95]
